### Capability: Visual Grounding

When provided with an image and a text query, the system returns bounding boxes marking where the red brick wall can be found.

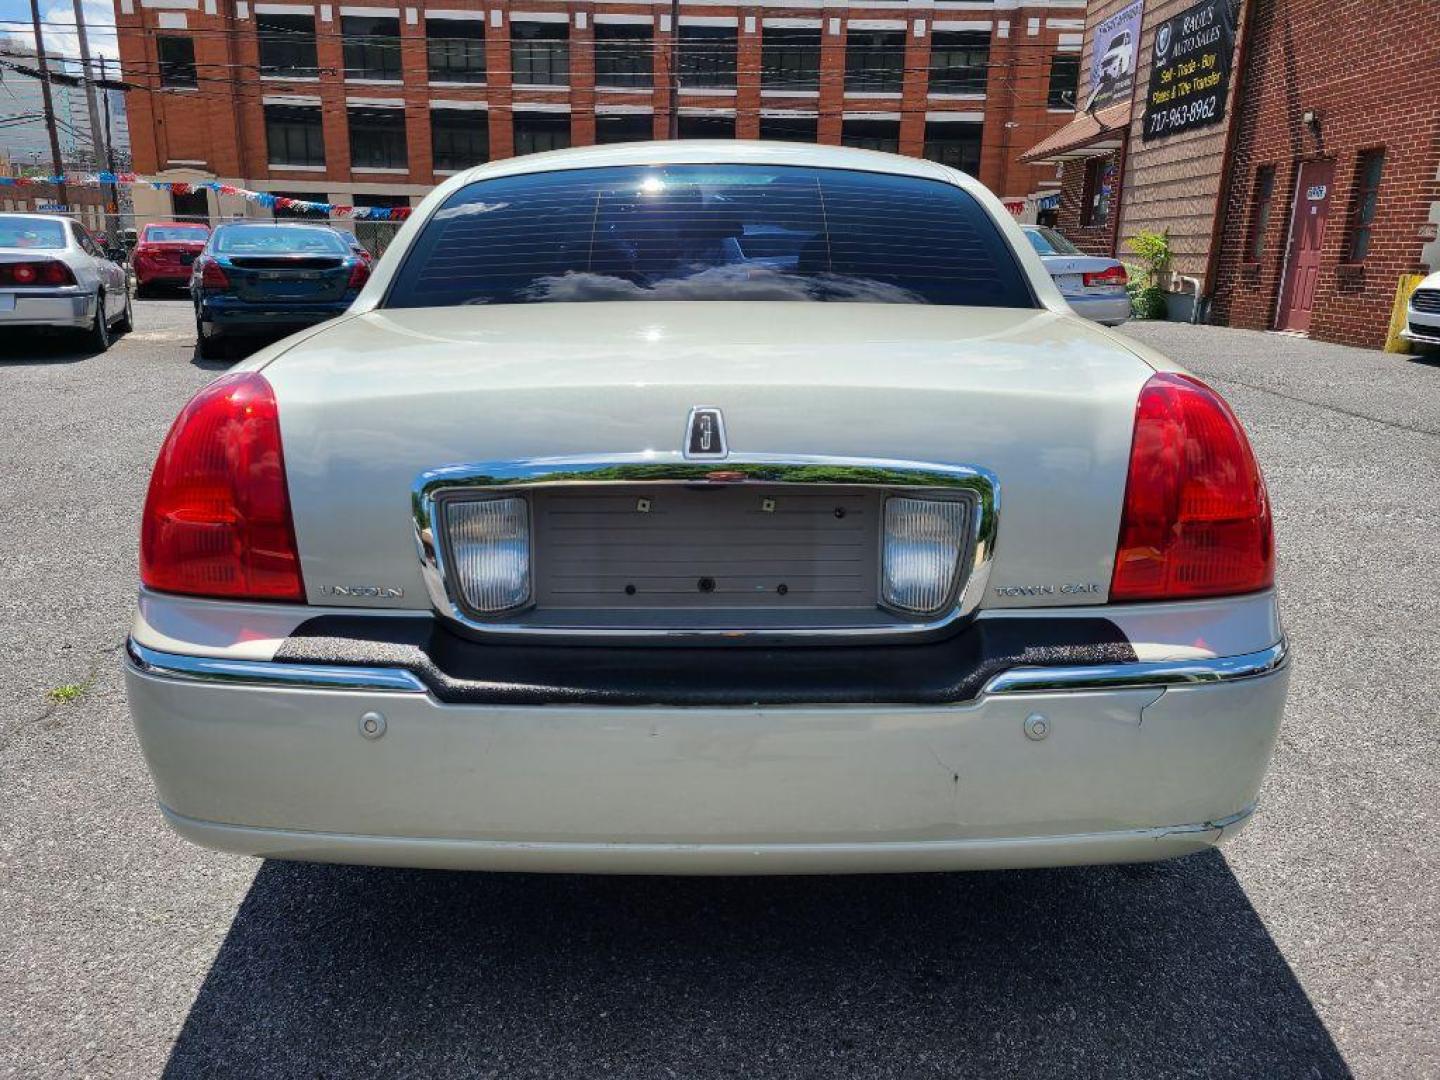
[118,0,1088,206]
[1210,0,1440,348]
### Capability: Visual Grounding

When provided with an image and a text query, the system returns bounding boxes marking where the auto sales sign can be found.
[1141,0,1239,141]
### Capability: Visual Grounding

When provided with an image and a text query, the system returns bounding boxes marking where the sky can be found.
[0,0,119,60]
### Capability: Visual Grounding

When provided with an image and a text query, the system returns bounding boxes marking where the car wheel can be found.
[115,290,134,334]
[195,308,227,360]
[82,292,111,353]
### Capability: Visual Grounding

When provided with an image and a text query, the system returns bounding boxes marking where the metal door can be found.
[1276,159,1334,333]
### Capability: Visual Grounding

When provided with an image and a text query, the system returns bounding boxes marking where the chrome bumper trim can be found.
[981,639,1289,695]
[127,636,1288,699]
[125,639,428,693]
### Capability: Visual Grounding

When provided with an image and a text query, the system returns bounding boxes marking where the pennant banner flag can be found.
[0,173,412,221]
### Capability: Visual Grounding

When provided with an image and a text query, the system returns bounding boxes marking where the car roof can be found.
[214,220,336,230]
[0,212,72,226]
[446,139,972,191]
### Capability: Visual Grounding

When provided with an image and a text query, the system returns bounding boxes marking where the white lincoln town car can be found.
[125,143,1287,874]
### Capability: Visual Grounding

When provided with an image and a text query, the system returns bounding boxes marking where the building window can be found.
[922,121,982,175]
[1246,166,1276,262]
[762,27,821,92]
[928,31,988,95]
[156,35,197,88]
[841,118,900,153]
[431,108,489,170]
[343,14,402,80]
[1047,53,1080,109]
[171,187,210,222]
[595,113,653,146]
[1080,155,1116,228]
[272,190,327,219]
[679,113,735,139]
[758,114,818,142]
[511,21,569,87]
[845,30,904,94]
[264,104,325,167]
[348,106,408,169]
[1347,149,1384,263]
[678,25,736,89]
[594,113,653,144]
[256,13,318,77]
[594,22,652,89]
[513,112,571,155]
[427,18,486,83]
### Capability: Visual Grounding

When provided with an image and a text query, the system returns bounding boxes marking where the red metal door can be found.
[1276,159,1335,333]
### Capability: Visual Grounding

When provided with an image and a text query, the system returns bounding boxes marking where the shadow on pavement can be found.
[0,331,103,365]
[164,851,1349,1078]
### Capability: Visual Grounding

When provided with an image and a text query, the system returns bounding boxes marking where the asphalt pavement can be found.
[1,300,1436,1078]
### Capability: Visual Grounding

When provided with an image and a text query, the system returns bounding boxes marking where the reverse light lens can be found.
[447,497,531,614]
[1110,372,1274,601]
[881,496,970,615]
[140,372,305,601]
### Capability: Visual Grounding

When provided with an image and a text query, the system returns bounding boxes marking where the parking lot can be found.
[2,298,1437,1078]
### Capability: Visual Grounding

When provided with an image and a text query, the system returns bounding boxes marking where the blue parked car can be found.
[190,222,369,359]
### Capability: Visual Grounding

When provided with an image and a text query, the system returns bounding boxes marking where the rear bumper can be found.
[198,296,351,333]
[125,633,1288,873]
[1064,294,1131,326]
[134,266,192,285]
[0,288,96,329]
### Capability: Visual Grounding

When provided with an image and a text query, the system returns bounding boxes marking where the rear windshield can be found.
[1024,227,1081,256]
[0,216,67,250]
[144,225,210,242]
[213,225,348,255]
[385,165,1034,308]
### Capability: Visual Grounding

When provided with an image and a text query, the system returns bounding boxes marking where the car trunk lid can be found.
[262,302,1155,612]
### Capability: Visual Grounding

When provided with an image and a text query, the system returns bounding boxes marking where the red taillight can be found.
[199,258,230,289]
[1083,264,1128,288]
[1110,372,1274,602]
[140,373,305,601]
[347,260,370,289]
[1,260,76,286]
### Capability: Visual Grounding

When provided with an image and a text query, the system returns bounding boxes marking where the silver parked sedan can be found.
[1022,224,1131,326]
[0,213,131,351]
[125,143,1284,875]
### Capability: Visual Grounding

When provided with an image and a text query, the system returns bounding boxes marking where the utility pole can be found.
[667,0,679,138]
[72,0,118,244]
[98,56,122,243]
[28,0,68,210]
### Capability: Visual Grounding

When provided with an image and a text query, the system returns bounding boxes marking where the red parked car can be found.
[131,221,211,295]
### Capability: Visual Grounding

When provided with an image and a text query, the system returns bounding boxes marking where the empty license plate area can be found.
[530,485,882,615]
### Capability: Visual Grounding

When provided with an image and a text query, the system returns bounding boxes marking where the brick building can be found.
[115,0,1094,228]
[1209,0,1440,347]
[1021,0,1440,348]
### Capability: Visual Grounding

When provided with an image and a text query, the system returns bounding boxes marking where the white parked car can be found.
[0,213,131,351]
[1401,269,1440,348]
[125,143,1286,875]
[1022,225,1132,326]
[1100,31,1133,79]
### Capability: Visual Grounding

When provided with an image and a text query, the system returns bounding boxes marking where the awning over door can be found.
[1019,102,1132,165]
